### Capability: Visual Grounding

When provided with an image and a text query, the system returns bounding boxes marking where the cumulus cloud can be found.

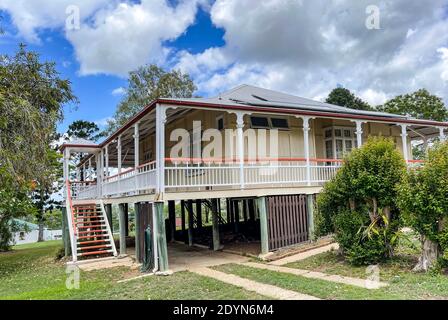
[111,87,126,96]
[2,0,448,105]
[184,0,448,103]
[67,0,204,76]
[0,0,111,43]
[1,0,205,76]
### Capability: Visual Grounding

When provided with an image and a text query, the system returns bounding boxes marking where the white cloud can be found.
[358,89,388,106]
[186,0,448,104]
[66,0,204,76]
[438,47,448,82]
[1,0,205,76]
[111,87,126,96]
[2,0,448,105]
[0,0,111,43]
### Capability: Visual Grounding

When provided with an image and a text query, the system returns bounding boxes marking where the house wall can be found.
[12,229,62,245]
[137,109,412,162]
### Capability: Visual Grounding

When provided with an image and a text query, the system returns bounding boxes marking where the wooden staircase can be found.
[73,203,117,259]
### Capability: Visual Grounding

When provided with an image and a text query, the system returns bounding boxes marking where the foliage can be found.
[30,147,63,240]
[316,137,406,265]
[325,87,372,111]
[105,64,196,134]
[397,141,448,268]
[0,168,36,251]
[378,89,448,122]
[66,120,102,142]
[0,44,75,249]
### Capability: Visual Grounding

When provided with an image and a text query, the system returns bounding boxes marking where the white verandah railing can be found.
[102,161,157,197]
[71,158,423,200]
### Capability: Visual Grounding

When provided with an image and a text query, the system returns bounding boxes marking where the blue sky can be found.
[1,1,447,135]
[1,4,225,133]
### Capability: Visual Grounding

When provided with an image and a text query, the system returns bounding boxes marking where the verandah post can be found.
[235,111,245,189]
[255,197,269,255]
[61,207,71,256]
[118,203,127,256]
[211,198,221,251]
[400,124,409,163]
[187,200,194,246]
[168,200,176,242]
[154,201,169,272]
[181,200,186,243]
[155,104,167,196]
[196,199,202,231]
[134,202,142,262]
[105,203,113,233]
[301,116,312,186]
[306,194,315,241]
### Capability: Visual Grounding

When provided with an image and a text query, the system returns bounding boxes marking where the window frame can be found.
[324,126,357,160]
[249,115,290,130]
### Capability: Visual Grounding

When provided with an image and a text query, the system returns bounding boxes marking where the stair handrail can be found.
[65,179,78,262]
[99,200,118,257]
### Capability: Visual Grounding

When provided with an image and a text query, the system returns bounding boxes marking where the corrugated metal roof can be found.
[163,84,406,119]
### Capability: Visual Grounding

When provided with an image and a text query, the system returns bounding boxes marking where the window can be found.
[216,116,224,131]
[250,116,270,128]
[271,118,289,129]
[250,116,290,129]
[324,127,357,159]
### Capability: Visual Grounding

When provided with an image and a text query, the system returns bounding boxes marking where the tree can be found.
[316,137,406,265]
[397,142,448,272]
[105,64,196,134]
[30,147,63,241]
[378,89,448,122]
[0,44,76,249]
[66,120,102,142]
[379,89,448,160]
[326,87,372,111]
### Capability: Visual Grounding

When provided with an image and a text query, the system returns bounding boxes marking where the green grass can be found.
[0,241,266,300]
[214,235,448,300]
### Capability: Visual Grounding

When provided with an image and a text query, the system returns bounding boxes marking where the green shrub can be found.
[397,141,448,271]
[316,137,406,265]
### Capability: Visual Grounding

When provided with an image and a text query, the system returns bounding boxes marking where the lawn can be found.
[0,241,266,300]
[214,235,448,300]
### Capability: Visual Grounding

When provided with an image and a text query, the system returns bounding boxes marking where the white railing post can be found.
[156,104,167,196]
[400,124,409,163]
[301,116,312,186]
[353,120,365,148]
[235,111,245,189]
[134,122,140,192]
[439,127,446,142]
[105,145,109,178]
[117,134,122,193]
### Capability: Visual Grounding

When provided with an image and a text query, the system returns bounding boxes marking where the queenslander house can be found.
[60,85,448,271]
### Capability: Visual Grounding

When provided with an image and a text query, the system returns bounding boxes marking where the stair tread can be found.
[77,249,114,257]
[77,224,106,229]
[78,239,110,245]
[77,229,108,234]
[77,234,110,240]
[77,244,112,250]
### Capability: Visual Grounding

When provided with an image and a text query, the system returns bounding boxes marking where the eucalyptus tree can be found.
[0,45,76,249]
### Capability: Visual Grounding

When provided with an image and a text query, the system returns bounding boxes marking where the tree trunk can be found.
[38,223,44,242]
[413,236,439,272]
